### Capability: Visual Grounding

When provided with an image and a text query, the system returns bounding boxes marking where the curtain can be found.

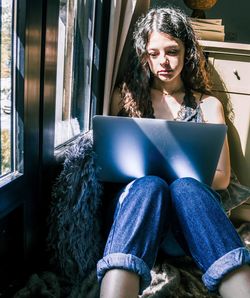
[102,0,150,115]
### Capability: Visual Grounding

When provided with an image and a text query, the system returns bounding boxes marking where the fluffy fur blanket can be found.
[47,131,103,282]
[13,131,250,298]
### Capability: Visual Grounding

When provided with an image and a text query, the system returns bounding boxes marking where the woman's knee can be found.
[170,177,220,207]
[135,175,169,191]
[170,177,199,198]
[171,177,200,190]
[135,175,169,198]
[119,175,170,211]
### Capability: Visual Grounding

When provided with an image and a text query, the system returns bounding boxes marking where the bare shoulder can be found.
[199,94,225,124]
[110,88,122,116]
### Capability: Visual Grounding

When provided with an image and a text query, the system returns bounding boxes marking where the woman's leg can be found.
[218,264,250,298]
[97,176,171,297]
[100,269,139,298]
[170,177,250,296]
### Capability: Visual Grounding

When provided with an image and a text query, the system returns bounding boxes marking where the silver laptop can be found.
[92,115,227,186]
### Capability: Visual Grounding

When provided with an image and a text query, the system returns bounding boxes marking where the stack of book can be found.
[190,18,225,42]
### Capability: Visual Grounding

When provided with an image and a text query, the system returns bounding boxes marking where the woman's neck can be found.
[152,78,185,96]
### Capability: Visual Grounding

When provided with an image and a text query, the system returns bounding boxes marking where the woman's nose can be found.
[160,55,169,66]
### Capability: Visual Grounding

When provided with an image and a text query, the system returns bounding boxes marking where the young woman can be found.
[97,7,250,298]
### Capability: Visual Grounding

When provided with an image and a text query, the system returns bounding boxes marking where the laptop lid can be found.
[92,115,227,186]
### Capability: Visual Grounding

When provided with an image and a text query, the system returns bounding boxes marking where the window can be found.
[0,0,23,182]
[54,0,96,147]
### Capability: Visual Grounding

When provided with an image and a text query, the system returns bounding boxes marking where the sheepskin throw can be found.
[47,131,103,283]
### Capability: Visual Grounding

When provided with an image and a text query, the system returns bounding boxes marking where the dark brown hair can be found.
[117,7,211,117]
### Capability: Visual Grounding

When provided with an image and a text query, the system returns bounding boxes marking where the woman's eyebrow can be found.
[147,45,179,51]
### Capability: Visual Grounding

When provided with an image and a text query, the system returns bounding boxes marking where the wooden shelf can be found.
[199,40,250,56]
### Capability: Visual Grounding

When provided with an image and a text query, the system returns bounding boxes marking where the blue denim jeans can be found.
[97,176,250,293]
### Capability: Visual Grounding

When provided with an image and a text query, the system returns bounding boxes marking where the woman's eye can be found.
[167,50,178,55]
[148,52,158,58]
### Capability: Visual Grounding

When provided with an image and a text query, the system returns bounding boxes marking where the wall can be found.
[151,0,250,44]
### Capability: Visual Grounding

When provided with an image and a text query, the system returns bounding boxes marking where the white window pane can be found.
[54,0,96,147]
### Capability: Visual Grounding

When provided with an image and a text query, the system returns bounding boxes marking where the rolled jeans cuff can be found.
[202,247,250,292]
[97,253,152,294]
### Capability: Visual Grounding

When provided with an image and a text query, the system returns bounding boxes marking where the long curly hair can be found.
[117,7,212,118]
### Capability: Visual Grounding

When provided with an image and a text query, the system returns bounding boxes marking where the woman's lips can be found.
[158,69,173,75]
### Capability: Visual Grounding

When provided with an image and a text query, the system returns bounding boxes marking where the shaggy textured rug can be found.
[13,223,250,298]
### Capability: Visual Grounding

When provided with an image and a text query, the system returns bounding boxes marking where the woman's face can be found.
[146,31,185,83]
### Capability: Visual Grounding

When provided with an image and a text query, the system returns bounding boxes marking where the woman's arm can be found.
[201,96,231,190]
[110,88,122,116]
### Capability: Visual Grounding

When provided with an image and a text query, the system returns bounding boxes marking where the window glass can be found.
[54,0,96,147]
[0,0,12,179]
[0,0,12,176]
[0,0,23,182]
